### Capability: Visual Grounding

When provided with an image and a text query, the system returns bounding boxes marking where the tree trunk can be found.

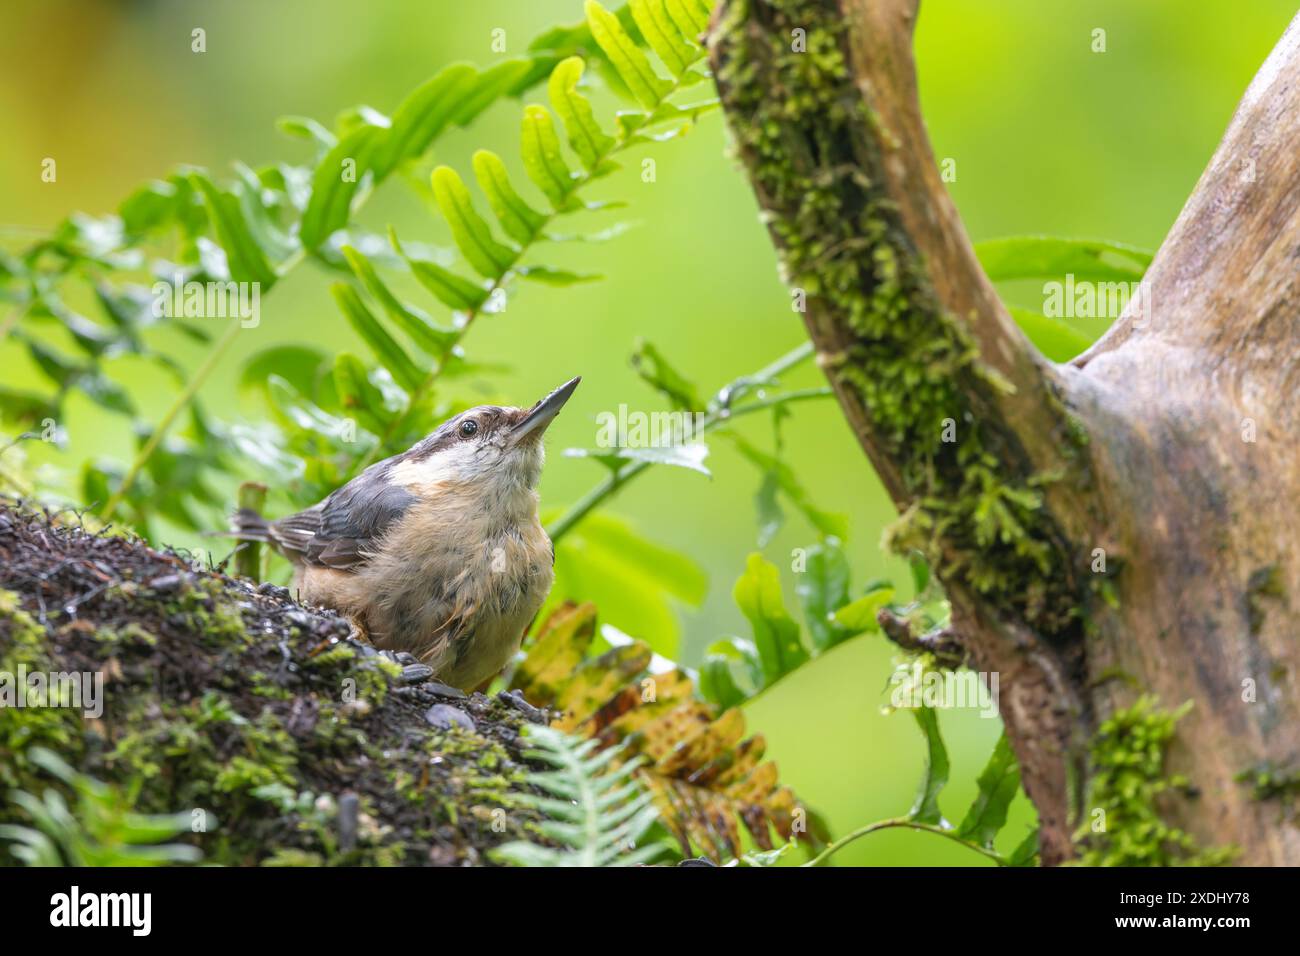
[709,0,1300,864]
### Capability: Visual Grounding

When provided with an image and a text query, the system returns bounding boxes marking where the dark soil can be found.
[0,498,549,866]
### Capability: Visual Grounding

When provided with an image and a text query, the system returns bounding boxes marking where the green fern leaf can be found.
[955,732,1021,849]
[585,0,672,108]
[521,105,580,210]
[430,166,517,279]
[330,282,423,393]
[299,124,384,251]
[332,352,390,434]
[517,265,603,286]
[629,0,695,78]
[547,57,617,171]
[1,748,205,867]
[472,150,549,244]
[300,61,535,251]
[388,227,489,312]
[666,0,712,38]
[341,245,457,356]
[490,724,663,867]
[370,64,479,178]
[189,172,278,286]
[451,59,537,124]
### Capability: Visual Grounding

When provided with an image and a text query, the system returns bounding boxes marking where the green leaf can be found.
[81,461,116,513]
[20,339,135,417]
[521,105,578,210]
[118,180,179,236]
[369,64,480,178]
[754,470,783,546]
[231,162,299,262]
[1008,307,1095,362]
[730,437,848,540]
[517,265,603,286]
[699,638,761,710]
[299,123,386,250]
[239,346,329,403]
[341,245,457,356]
[389,227,489,312]
[1008,829,1040,867]
[975,236,1152,283]
[545,222,637,244]
[431,166,517,279]
[330,282,423,393]
[276,115,336,151]
[332,352,392,435]
[189,173,278,287]
[564,443,710,476]
[728,842,796,867]
[909,551,930,596]
[831,585,894,635]
[81,372,136,417]
[548,512,703,659]
[629,0,695,78]
[908,706,950,827]
[93,283,157,341]
[23,338,79,389]
[586,0,672,108]
[548,57,617,170]
[630,339,703,411]
[666,0,713,38]
[562,511,706,606]
[956,732,1021,849]
[489,725,662,867]
[299,62,533,251]
[472,150,549,244]
[794,539,853,651]
[450,59,537,124]
[0,386,56,426]
[733,553,808,686]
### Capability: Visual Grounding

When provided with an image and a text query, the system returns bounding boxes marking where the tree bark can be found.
[710,0,1300,864]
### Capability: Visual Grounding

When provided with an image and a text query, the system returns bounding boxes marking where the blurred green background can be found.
[2,0,1293,864]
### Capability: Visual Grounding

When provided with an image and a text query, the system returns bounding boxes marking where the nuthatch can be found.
[235,377,580,691]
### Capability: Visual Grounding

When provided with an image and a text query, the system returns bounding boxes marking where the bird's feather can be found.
[270,461,418,572]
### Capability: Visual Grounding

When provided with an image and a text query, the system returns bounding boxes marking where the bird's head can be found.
[393,377,581,494]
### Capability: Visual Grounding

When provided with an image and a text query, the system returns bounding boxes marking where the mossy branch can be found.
[708,0,1100,864]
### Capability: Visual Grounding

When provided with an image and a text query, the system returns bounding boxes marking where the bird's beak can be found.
[510,376,581,445]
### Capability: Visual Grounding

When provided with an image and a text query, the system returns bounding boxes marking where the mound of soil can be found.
[0,499,550,866]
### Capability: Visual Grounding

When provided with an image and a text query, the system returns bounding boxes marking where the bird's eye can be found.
[458,419,479,438]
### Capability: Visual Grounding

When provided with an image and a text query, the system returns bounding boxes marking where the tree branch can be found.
[711,0,1300,865]
[710,0,1097,863]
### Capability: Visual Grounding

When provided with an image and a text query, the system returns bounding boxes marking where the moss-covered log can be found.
[0,500,549,866]
[710,0,1300,864]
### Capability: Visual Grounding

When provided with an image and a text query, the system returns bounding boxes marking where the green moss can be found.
[0,590,83,792]
[163,578,251,646]
[93,622,157,647]
[1246,565,1285,634]
[1,505,552,867]
[715,0,1082,636]
[1236,762,1300,804]
[1073,696,1236,866]
[262,849,325,867]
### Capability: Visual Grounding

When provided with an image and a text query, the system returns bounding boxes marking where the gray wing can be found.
[270,463,417,572]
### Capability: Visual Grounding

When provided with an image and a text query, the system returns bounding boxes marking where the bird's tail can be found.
[230,507,274,543]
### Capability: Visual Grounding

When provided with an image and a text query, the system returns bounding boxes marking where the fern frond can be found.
[329,0,719,472]
[0,19,583,529]
[1,747,206,867]
[511,603,821,864]
[490,724,664,867]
